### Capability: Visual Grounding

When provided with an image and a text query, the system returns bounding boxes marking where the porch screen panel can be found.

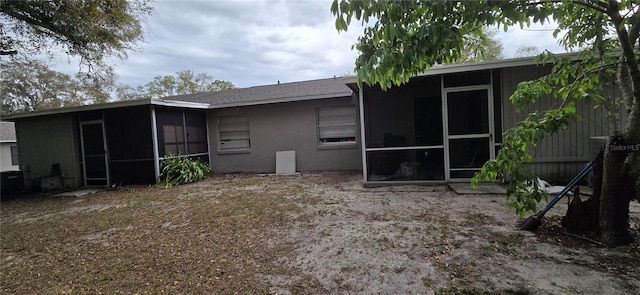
[104,107,155,185]
[317,106,356,145]
[366,149,445,181]
[163,125,185,155]
[185,111,208,154]
[218,116,250,150]
[155,109,186,156]
[447,90,489,135]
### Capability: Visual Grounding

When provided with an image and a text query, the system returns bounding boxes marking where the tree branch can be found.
[568,0,608,14]
[0,50,18,55]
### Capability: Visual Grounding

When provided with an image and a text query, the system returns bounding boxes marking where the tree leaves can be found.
[0,0,152,79]
[332,0,529,89]
[0,60,115,115]
[115,70,236,101]
[333,0,640,215]
[472,103,578,216]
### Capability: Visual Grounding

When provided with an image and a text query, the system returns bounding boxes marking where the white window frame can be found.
[217,116,250,153]
[317,106,357,148]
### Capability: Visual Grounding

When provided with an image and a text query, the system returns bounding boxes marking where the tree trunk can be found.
[598,133,636,246]
[562,151,602,234]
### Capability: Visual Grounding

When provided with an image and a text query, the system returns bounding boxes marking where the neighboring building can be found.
[3,56,620,189]
[0,122,19,172]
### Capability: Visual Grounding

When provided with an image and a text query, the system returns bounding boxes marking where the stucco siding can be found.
[207,96,362,173]
[0,143,19,171]
[501,64,621,181]
[15,114,81,188]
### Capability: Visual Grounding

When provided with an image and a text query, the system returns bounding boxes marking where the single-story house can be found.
[3,56,622,190]
[0,121,19,172]
[4,78,361,190]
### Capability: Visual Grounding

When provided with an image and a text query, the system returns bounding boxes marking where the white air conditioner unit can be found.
[276,151,296,175]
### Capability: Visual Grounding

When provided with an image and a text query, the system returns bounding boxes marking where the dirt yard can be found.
[1,172,639,294]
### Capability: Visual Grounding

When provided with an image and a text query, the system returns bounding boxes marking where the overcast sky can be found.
[57,0,567,89]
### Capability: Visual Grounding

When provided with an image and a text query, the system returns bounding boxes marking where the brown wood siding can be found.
[501,65,624,182]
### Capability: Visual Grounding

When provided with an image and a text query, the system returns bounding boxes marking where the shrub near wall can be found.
[159,155,210,186]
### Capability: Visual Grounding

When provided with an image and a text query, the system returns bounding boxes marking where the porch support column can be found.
[358,85,368,182]
[150,105,161,181]
[441,75,450,181]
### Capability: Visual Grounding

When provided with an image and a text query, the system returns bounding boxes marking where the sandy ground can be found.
[266,172,640,295]
[1,172,638,294]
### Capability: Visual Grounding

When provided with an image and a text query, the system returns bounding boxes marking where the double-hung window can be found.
[317,106,357,147]
[218,116,250,152]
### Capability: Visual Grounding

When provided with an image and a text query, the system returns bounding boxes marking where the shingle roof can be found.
[2,77,354,120]
[0,121,16,142]
[164,77,353,108]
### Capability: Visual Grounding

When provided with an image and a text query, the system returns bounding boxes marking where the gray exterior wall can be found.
[0,142,19,171]
[15,114,82,189]
[501,64,624,182]
[207,96,362,173]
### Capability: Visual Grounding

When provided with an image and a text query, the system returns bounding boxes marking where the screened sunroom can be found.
[353,69,503,183]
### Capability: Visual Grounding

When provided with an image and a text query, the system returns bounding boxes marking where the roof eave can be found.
[342,53,579,85]
[2,98,211,120]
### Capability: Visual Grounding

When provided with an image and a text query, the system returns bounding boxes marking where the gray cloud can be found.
[52,0,565,93]
[109,0,363,88]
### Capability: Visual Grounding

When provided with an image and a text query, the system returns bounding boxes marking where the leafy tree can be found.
[116,70,236,101]
[514,45,540,58]
[457,27,504,63]
[1,59,114,115]
[0,0,152,78]
[333,0,639,246]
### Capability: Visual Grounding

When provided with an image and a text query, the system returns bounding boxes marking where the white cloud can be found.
[49,0,566,90]
[496,22,566,57]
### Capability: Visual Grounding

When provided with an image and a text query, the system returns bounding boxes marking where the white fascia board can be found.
[149,98,211,109]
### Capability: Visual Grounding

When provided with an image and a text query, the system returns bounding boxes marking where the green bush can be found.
[159,155,210,186]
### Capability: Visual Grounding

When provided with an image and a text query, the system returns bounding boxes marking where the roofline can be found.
[207,91,353,109]
[342,53,579,85]
[2,98,211,120]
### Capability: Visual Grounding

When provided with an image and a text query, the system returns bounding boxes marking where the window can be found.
[218,116,250,152]
[10,145,19,165]
[317,106,357,147]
